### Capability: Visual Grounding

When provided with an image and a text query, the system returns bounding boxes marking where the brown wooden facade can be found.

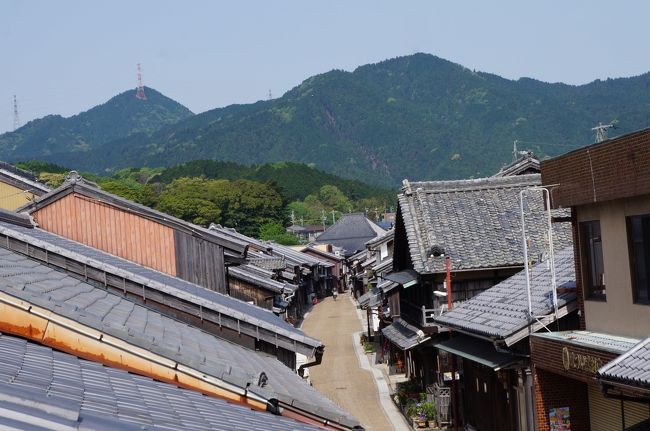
[27,186,241,296]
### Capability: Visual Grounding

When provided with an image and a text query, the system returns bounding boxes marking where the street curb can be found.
[349,294,410,431]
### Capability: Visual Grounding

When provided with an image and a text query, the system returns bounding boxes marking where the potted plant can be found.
[407,394,436,428]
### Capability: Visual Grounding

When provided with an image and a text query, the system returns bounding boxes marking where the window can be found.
[581,221,606,300]
[628,215,650,304]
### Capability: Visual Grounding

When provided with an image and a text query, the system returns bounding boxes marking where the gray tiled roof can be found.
[381,318,430,351]
[492,154,540,177]
[598,336,650,389]
[398,174,572,273]
[357,288,382,309]
[229,264,288,293]
[315,213,386,256]
[0,332,321,431]
[435,247,576,345]
[0,221,320,350]
[0,246,358,427]
[371,257,393,274]
[365,229,394,248]
[532,331,640,354]
[209,224,331,268]
[0,334,318,431]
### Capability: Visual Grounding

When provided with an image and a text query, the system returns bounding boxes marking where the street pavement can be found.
[301,294,409,431]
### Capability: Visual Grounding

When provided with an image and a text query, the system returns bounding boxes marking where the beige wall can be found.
[579,196,650,339]
[0,181,35,211]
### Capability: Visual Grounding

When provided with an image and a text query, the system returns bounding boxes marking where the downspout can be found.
[298,345,325,377]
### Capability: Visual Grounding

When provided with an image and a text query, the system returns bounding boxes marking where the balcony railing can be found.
[400,299,448,328]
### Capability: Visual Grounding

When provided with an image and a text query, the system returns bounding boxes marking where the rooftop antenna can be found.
[592,122,615,143]
[512,140,530,162]
[136,63,147,100]
[12,95,20,131]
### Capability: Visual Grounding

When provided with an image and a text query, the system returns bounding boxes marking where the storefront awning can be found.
[382,318,430,350]
[435,335,520,371]
[358,289,382,309]
[383,269,419,288]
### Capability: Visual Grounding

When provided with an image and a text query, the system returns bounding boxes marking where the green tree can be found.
[156,177,286,237]
[258,222,299,245]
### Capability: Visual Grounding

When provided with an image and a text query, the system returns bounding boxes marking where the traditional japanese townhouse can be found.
[357,230,395,341]
[314,213,386,257]
[300,245,346,293]
[435,246,578,431]
[390,174,572,391]
[0,211,322,369]
[0,210,360,429]
[532,128,650,431]
[0,332,325,430]
[209,224,334,319]
[347,249,368,298]
[0,161,50,210]
[20,172,248,293]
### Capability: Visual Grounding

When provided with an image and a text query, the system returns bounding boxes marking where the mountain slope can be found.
[16,54,650,185]
[0,87,193,160]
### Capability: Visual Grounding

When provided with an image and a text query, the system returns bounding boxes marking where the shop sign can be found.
[561,347,603,375]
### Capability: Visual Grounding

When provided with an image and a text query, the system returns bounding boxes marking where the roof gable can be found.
[397,174,572,273]
[315,213,386,255]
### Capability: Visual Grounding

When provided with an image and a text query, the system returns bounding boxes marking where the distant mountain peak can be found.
[0,87,194,161]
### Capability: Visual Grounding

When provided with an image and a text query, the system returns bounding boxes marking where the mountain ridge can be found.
[5,53,650,185]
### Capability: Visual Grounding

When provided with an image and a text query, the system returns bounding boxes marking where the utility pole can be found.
[290,209,296,226]
[268,89,273,100]
[12,95,20,131]
[592,122,615,143]
[321,209,326,229]
[331,210,336,225]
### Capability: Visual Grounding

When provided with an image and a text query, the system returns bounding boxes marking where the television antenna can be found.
[592,122,615,143]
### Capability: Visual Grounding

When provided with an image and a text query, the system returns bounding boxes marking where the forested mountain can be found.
[6,54,650,186]
[0,87,192,160]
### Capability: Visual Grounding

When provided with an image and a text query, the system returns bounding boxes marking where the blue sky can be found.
[2,0,650,134]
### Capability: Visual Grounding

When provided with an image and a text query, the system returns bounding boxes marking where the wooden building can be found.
[389,174,573,395]
[0,161,50,210]
[0,210,359,429]
[21,172,248,294]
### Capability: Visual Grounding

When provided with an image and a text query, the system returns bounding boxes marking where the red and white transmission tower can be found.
[13,95,20,131]
[136,63,147,100]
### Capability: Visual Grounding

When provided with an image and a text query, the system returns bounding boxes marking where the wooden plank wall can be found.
[228,277,274,309]
[32,193,177,275]
[174,230,226,293]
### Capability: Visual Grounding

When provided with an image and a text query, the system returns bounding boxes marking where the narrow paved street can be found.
[301,295,393,431]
